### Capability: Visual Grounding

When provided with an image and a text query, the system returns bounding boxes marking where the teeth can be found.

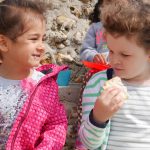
[33,55,40,60]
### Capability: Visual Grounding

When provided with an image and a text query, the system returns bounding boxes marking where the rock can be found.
[63,40,71,46]
[53,31,67,43]
[70,6,82,18]
[56,15,76,32]
[57,43,66,49]
[73,31,85,45]
[82,4,93,16]
[60,0,67,2]
[80,0,91,3]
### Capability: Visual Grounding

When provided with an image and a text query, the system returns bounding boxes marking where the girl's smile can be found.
[0,19,46,79]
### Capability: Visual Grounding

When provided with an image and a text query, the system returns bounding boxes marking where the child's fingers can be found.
[100,54,107,64]
[100,87,121,102]
[111,98,124,112]
[97,54,105,64]
[93,55,101,62]
[110,93,124,105]
[93,54,107,64]
[94,88,124,122]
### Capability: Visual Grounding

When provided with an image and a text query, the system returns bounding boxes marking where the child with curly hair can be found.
[79,0,150,149]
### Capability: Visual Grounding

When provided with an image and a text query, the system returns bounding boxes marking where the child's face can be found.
[106,33,150,81]
[4,19,46,69]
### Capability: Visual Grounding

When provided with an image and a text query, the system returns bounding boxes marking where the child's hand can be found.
[93,54,107,64]
[93,87,125,123]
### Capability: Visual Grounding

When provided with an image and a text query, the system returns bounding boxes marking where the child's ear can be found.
[0,34,9,52]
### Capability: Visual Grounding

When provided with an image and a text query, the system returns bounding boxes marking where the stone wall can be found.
[41,0,97,83]
[42,0,98,149]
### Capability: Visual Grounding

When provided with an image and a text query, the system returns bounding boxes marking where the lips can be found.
[32,54,41,60]
[32,54,40,57]
[114,68,123,70]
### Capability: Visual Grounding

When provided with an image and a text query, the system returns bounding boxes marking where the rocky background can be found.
[41,0,98,83]
[41,0,98,149]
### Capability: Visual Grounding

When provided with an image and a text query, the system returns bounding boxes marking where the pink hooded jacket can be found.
[6,64,68,150]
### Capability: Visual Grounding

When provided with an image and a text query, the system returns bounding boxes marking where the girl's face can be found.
[4,19,46,70]
[106,33,150,82]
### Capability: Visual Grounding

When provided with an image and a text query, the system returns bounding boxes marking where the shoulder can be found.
[90,70,107,81]
[85,70,108,89]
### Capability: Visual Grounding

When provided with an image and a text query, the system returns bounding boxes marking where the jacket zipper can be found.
[10,85,39,150]
[10,67,59,149]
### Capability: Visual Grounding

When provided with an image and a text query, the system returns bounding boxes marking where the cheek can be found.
[124,58,144,72]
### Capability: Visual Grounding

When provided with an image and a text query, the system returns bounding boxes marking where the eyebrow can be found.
[28,33,46,37]
[107,45,133,55]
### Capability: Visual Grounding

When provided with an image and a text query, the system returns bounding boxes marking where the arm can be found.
[78,72,109,149]
[35,105,67,150]
[80,23,99,62]
[79,73,126,149]
[35,80,67,150]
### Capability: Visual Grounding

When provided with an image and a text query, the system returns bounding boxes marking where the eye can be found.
[121,53,130,57]
[30,38,38,41]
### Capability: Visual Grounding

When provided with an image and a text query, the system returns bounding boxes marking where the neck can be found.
[0,63,33,80]
[124,78,150,86]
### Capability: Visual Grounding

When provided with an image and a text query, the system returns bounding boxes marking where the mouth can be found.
[32,54,41,60]
[114,68,124,73]
[114,68,122,70]
[113,67,124,71]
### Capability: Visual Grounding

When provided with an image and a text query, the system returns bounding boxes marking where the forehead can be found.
[22,11,45,29]
[17,15,46,39]
[106,33,145,53]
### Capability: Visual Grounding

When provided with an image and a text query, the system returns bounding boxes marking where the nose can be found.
[37,44,45,53]
[109,55,121,66]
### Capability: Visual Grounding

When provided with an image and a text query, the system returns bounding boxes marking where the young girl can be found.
[79,0,150,149]
[0,0,67,149]
[80,0,108,64]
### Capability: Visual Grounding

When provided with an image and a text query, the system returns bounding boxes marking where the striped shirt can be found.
[79,70,150,150]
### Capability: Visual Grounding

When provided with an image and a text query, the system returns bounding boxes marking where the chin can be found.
[31,63,40,68]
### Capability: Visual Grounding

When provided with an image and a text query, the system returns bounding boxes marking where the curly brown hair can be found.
[101,0,150,50]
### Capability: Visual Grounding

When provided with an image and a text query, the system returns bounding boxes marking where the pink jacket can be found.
[6,64,68,150]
